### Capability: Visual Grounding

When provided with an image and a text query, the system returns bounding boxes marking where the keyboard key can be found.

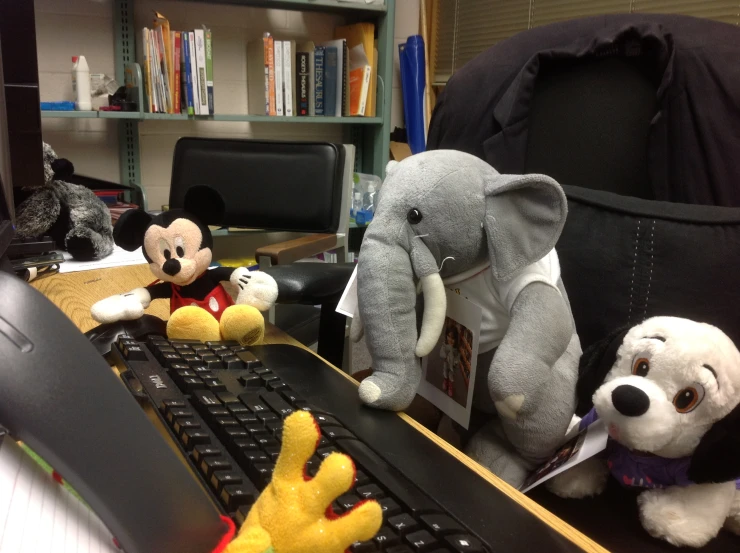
[323,427,357,440]
[339,440,439,516]
[279,388,304,405]
[220,484,255,512]
[182,377,205,391]
[386,546,413,553]
[123,344,147,361]
[217,392,241,404]
[389,514,419,535]
[356,484,384,500]
[374,526,401,548]
[314,413,342,427]
[206,406,231,419]
[166,408,193,424]
[253,367,271,376]
[242,450,269,466]
[192,445,222,464]
[231,438,258,451]
[204,379,227,393]
[256,436,279,448]
[207,340,239,347]
[336,493,361,511]
[222,355,245,370]
[259,373,279,384]
[266,379,288,392]
[160,399,186,412]
[305,455,322,477]
[210,470,243,494]
[355,470,370,487]
[257,411,279,423]
[173,418,200,436]
[238,374,263,389]
[200,457,232,479]
[316,446,339,459]
[215,417,240,430]
[259,391,294,418]
[192,343,210,352]
[157,346,177,355]
[263,444,282,462]
[169,362,191,372]
[193,390,220,406]
[172,369,197,379]
[236,351,262,369]
[253,463,274,488]
[193,369,214,379]
[210,345,229,354]
[239,393,268,413]
[181,353,198,362]
[224,427,250,441]
[244,423,269,438]
[379,497,402,518]
[235,504,251,525]
[170,339,202,345]
[350,540,378,552]
[405,530,438,551]
[181,429,210,450]
[420,514,464,536]
[235,413,258,425]
[444,535,484,552]
[187,361,207,371]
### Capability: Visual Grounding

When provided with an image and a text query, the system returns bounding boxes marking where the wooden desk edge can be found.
[35,265,608,553]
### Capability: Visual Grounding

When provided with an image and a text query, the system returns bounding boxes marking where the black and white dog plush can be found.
[91,186,277,344]
[15,142,114,260]
[548,317,740,547]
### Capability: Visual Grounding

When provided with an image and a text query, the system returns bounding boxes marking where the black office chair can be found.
[167,137,355,369]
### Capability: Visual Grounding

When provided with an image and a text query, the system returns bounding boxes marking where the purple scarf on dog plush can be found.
[580,409,740,490]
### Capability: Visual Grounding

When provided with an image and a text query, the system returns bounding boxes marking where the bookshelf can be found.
[41,0,396,205]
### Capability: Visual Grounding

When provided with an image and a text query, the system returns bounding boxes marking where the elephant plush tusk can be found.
[415,273,447,357]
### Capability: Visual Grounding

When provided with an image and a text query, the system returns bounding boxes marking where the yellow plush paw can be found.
[167,306,221,342]
[220,305,265,345]
[228,411,382,553]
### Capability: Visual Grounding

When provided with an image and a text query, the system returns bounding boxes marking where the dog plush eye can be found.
[673,384,705,413]
[632,357,650,377]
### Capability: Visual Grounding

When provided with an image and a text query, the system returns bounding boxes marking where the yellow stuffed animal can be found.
[225,411,383,553]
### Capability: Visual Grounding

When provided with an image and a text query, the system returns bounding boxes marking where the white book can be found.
[283,40,295,117]
[319,39,345,117]
[150,31,162,113]
[193,29,209,115]
[274,40,284,116]
[155,27,171,112]
[188,31,201,114]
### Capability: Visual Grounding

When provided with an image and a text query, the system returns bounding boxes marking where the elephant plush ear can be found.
[484,173,567,280]
[575,325,631,416]
[113,209,153,252]
[688,403,740,484]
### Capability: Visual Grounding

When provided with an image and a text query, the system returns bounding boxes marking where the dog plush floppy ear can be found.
[575,325,631,416]
[113,209,153,252]
[688,404,740,484]
[183,185,226,226]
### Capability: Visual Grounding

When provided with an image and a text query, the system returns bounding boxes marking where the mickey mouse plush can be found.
[548,317,740,547]
[91,186,278,344]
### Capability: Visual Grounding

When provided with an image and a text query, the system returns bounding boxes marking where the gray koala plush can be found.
[352,150,582,486]
[15,143,114,260]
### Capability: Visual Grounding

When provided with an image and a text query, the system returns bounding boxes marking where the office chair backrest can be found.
[169,138,346,232]
[525,56,657,199]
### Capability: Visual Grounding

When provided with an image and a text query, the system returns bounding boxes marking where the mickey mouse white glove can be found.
[91,288,151,324]
[231,268,278,312]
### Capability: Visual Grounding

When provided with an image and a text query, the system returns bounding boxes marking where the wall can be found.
[34,0,418,210]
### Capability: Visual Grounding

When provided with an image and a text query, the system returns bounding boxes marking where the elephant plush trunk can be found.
[356,225,444,410]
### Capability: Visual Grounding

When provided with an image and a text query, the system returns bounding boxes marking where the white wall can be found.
[34,0,418,210]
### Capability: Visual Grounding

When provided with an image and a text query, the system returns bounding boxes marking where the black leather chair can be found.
[168,137,355,369]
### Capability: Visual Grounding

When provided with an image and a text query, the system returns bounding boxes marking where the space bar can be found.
[336,438,440,516]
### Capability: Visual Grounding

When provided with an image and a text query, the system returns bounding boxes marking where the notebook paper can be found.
[0,435,118,552]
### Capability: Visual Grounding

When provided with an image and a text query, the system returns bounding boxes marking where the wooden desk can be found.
[33,265,607,553]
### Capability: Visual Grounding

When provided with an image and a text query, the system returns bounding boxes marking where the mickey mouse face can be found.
[144,217,212,286]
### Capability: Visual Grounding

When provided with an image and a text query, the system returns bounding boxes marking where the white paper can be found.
[59,246,146,273]
[0,436,118,552]
[336,265,358,317]
[520,420,609,493]
[418,289,482,430]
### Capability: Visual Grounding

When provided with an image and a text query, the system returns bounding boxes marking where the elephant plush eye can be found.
[407,208,423,224]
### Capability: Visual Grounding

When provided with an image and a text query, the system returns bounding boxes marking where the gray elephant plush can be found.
[14,142,114,261]
[352,150,582,486]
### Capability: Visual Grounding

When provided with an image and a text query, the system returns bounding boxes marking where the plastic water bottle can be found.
[352,192,363,214]
[72,56,92,111]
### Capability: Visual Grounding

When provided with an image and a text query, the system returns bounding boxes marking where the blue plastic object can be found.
[40,101,75,111]
[399,36,426,155]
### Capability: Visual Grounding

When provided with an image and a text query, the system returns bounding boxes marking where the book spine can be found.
[323,47,337,117]
[183,33,194,115]
[283,41,293,117]
[204,27,214,115]
[173,31,181,114]
[264,34,276,116]
[194,29,209,115]
[156,27,171,112]
[189,31,200,114]
[274,40,284,116]
[141,29,153,112]
[152,31,162,112]
[180,33,187,112]
[342,41,349,117]
[358,64,371,116]
[314,46,325,116]
[297,52,309,116]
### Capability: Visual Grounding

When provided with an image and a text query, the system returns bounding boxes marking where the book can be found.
[188,31,200,114]
[155,26,171,112]
[298,41,316,116]
[204,26,214,114]
[274,39,284,116]
[172,31,181,114]
[193,29,209,115]
[314,45,325,116]
[323,46,338,117]
[140,28,154,112]
[335,22,376,116]
[246,39,267,115]
[297,51,309,116]
[264,33,276,116]
[283,40,295,117]
[183,32,195,115]
[348,43,371,116]
[151,30,163,112]
[153,11,173,113]
[341,39,350,117]
[319,39,345,117]
[180,32,188,112]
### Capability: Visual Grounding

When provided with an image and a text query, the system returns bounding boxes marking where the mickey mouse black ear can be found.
[689,403,740,485]
[113,209,152,251]
[183,185,226,226]
[575,325,632,416]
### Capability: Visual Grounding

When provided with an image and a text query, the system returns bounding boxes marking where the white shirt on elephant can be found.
[442,249,562,354]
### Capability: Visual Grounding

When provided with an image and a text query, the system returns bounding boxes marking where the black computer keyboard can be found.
[110,336,579,553]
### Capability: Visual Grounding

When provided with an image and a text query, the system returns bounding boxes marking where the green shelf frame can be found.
[189,0,386,14]
[42,110,383,124]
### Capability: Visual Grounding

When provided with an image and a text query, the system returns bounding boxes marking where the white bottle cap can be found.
[354,192,362,200]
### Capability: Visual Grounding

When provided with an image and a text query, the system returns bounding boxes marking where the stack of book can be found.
[247,22,377,117]
[140,12,214,115]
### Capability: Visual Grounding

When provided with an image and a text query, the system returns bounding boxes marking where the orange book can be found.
[264,34,276,116]
[349,64,371,116]
[335,22,375,116]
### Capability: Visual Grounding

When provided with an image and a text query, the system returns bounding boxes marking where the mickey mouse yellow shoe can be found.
[220,305,265,346]
[167,305,222,342]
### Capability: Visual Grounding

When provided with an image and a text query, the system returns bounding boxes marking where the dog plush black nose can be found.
[612,385,650,417]
[162,258,181,276]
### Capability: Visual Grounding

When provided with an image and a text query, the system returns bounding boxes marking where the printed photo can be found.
[521,432,586,490]
[424,317,474,408]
